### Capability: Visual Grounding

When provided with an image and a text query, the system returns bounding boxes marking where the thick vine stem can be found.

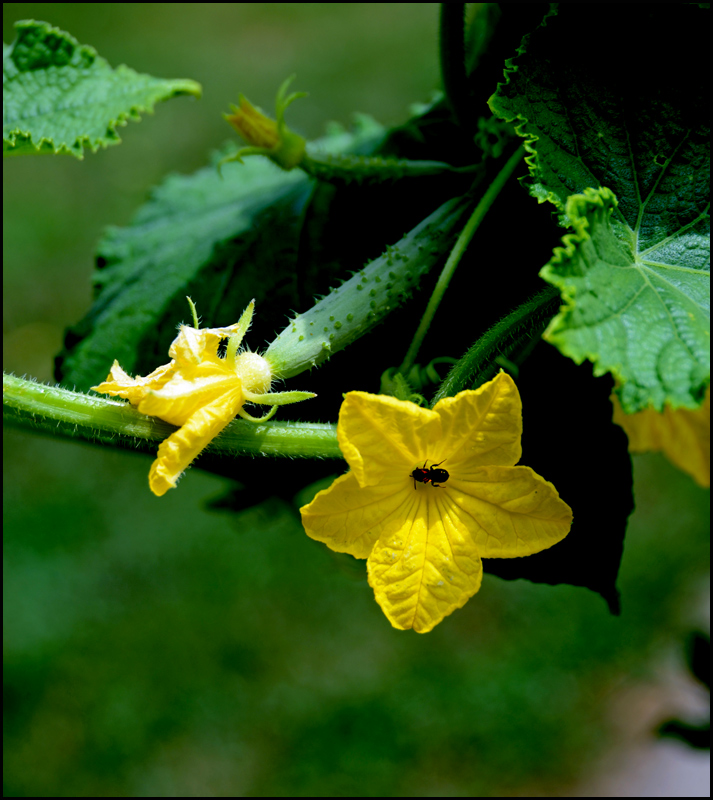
[3,374,341,459]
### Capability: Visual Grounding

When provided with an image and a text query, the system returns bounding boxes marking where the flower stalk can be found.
[432,285,560,403]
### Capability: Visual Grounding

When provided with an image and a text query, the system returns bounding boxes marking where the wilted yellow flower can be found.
[223,75,307,171]
[92,300,315,496]
[301,372,573,633]
[611,387,710,488]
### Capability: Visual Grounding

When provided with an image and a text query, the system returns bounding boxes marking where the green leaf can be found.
[542,187,709,412]
[56,118,386,390]
[488,5,710,411]
[58,153,310,389]
[3,19,201,158]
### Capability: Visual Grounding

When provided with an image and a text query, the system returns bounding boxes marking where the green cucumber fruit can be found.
[265,194,472,379]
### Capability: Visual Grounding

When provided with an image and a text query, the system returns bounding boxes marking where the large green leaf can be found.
[489,5,710,411]
[3,20,200,158]
[542,187,709,412]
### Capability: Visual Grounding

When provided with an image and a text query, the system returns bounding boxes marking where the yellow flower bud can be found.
[225,95,280,150]
[223,76,307,171]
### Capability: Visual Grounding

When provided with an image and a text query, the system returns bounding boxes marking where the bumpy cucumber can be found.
[264,194,471,379]
[301,152,475,185]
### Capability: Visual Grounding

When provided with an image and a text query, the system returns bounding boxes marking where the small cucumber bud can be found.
[233,351,272,394]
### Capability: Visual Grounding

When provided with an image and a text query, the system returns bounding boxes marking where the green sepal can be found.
[245,390,317,406]
[379,369,426,405]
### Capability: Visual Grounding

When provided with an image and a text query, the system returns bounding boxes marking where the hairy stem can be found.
[3,374,341,459]
[432,285,561,403]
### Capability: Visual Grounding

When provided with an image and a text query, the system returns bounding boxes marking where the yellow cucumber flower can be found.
[611,387,710,488]
[223,75,307,171]
[92,300,315,497]
[301,372,573,633]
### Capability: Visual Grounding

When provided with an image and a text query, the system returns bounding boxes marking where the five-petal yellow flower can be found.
[301,372,573,633]
[92,300,315,497]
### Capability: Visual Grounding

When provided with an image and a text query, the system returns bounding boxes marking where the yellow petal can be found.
[169,324,241,366]
[433,372,523,469]
[148,387,243,496]
[446,465,572,558]
[91,359,176,405]
[225,95,280,150]
[366,491,483,633]
[300,472,408,559]
[138,367,240,427]
[337,392,442,487]
[611,389,710,488]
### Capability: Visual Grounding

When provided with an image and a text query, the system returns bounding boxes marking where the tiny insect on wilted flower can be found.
[92,299,315,496]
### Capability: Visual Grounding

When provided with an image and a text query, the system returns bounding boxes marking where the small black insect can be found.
[410,459,449,489]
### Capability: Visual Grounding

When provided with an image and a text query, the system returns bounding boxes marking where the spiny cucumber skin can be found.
[265,195,470,379]
[301,153,457,185]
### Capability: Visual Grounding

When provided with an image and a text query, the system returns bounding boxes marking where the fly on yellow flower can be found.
[222,75,307,171]
[92,299,315,497]
[301,372,573,633]
[611,387,710,488]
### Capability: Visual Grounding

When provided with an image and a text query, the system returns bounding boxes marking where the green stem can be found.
[399,144,525,375]
[432,285,561,404]
[3,374,341,460]
[439,2,472,134]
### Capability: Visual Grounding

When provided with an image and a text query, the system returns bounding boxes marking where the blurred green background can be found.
[3,4,709,797]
